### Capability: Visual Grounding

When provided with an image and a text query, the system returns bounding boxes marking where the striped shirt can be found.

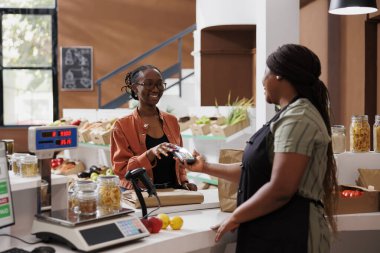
[270,98,331,253]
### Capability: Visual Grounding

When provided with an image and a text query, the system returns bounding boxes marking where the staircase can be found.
[96,24,197,110]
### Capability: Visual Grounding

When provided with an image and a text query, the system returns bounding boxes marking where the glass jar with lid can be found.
[68,180,97,212]
[331,125,346,154]
[350,115,370,152]
[77,190,97,216]
[11,153,29,175]
[374,115,380,152]
[20,155,39,177]
[97,175,121,212]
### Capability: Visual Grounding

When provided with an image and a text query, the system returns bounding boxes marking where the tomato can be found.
[341,190,350,198]
[341,189,363,198]
[352,190,363,197]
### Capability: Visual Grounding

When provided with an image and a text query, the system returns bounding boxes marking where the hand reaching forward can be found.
[147,142,175,163]
[181,150,206,173]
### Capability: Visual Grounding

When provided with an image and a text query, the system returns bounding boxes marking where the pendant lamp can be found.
[329,0,378,15]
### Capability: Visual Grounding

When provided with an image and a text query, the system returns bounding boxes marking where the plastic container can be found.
[97,175,121,212]
[77,190,97,215]
[20,155,39,177]
[350,115,370,152]
[332,125,346,154]
[374,115,380,152]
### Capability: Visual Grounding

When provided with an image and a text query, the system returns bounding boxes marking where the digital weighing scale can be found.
[28,126,150,252]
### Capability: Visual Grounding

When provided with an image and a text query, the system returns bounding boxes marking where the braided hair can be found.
[267,44,338,232]
[121,65,162,100]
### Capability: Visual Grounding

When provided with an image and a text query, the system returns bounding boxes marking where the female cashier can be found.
[182,44,337,253]
[111,65,197,191]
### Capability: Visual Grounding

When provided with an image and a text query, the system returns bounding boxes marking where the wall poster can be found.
[61,47,93,91]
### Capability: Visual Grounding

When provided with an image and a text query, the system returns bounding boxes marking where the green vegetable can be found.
[225,96,254,125]
[195,116,211,125]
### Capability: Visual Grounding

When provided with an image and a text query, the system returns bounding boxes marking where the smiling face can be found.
[132,68,164,107]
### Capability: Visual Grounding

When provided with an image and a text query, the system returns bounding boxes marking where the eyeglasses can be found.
[136,80,167,90]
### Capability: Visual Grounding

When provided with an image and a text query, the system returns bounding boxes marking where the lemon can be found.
[169,216,183,230]
[157,213,170,229]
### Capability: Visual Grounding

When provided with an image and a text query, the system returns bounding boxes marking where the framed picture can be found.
[61,47,93,91]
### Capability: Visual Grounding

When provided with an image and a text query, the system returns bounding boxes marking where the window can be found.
[0,0,57,126]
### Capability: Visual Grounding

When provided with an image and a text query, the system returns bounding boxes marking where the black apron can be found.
[236,100,310,253]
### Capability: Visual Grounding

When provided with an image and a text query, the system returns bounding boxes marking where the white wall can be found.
[195,0,300,129]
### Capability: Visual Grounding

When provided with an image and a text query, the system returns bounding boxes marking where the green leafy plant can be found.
[225,93,254,126]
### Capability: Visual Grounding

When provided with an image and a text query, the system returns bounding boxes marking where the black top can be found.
[145,134,177,187]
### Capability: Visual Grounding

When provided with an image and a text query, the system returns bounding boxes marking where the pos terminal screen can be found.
[0,141,15,229]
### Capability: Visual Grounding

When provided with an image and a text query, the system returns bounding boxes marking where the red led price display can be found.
[59,130,72,137]
[55,139,72,146]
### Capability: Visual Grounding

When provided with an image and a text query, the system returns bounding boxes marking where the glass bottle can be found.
[350,115,370,152]
[374,115,380,152]
[20,155,39,177]
[97,175,121,212]
[331,125,346,154]
[77,190,97,216]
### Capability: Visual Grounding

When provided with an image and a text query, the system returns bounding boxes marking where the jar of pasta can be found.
[374,115,380,152]
[332,125,346,154]
[97,175,121,212]
[350,115,370,152]
[20,155,39,177]
[77,190,97,216]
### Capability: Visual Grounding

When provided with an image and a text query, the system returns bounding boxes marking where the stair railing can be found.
[97,24,196,109]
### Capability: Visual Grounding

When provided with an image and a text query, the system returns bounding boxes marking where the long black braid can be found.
[121,65,162,100]
[267,44,338,233]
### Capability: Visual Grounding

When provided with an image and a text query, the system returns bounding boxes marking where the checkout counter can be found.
[1,186,236,253]
[2,126,380,253]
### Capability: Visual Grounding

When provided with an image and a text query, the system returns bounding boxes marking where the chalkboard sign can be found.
[61,47,93,91]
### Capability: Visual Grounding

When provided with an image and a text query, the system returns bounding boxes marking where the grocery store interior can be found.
[1,0,380,252]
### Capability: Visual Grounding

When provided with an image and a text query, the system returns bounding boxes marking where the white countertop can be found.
[9,171,68,191]
[0,208,236,253]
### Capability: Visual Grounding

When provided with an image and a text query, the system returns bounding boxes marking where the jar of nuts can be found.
[97,175,121,212]
[374,115,380,152]
[77,190,97,216]
[69,180,97,213]
[350,115,370,152]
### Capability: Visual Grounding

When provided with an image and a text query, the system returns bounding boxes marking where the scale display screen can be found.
[80,219,145,246]
[29,126,78,152]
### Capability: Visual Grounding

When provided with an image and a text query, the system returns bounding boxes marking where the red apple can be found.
[148,217,163,234]
[71,120,81,126]
[140,218,152,233]
[56,158,64,165]
[50,159,59,169]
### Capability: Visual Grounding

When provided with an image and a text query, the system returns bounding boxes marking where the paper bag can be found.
[218,149,243,212]
[122,188,204,208]
[357,168,380,190]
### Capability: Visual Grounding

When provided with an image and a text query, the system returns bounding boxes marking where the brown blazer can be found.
[111,108,188,188]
